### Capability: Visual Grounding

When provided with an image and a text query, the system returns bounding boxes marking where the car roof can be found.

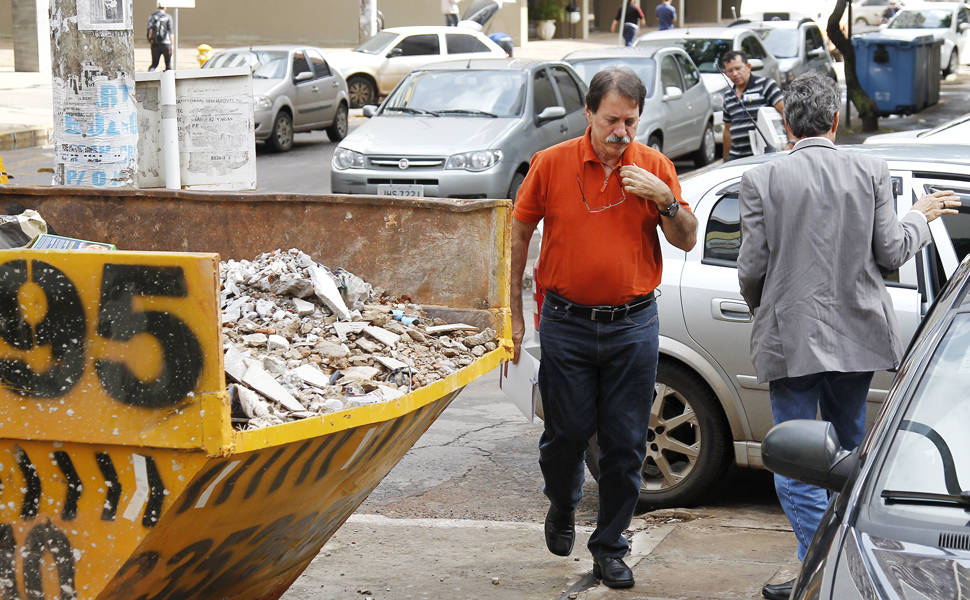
[731,143,970,168]
[415,58,561,71]
[899,2,962,9]
[743,18,815,29]
[212,45,307,52]
[382,25,489,35]
[563,46,667,60]
[639,26,753,40]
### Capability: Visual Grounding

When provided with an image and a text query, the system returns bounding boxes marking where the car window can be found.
[355,31,397,54]
[533,68,559,114]
[307,48,331,79]
[959,7,970,25]
[861,0,887,6]
[762,28,799,58]
[651,38,732,73]
[806,26,824,53]
[929,185,970,262]
[889,9,953,28]
[704,194,741,265]
[393,34,440,57]
[568,57,657,97]
[674,53,701,88]
[292,51,311,79]
[446,33,490,54]
[660,55,684,91]
[550,66,584,113]
[383,69,526,117]
[741,35,768,60]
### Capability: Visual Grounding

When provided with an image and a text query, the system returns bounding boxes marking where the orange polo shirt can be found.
[513,127,689,306]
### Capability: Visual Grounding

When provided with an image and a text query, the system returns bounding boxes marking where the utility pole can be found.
[49,0,138,187]
[360,0,378,44]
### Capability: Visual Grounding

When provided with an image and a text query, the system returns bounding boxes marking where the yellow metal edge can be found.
[202,389,234,456]
[229,345,512,453]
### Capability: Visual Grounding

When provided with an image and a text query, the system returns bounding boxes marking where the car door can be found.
[957,6,970,63]
[291,50,319,128]
[548,65,588,139]
[659,53,691,156]
[306,48,339,128]
[378,33,441,95]
[678,173,925,442]
[531,67,569,152]
[673,51,710,149]
[741,34,782,86]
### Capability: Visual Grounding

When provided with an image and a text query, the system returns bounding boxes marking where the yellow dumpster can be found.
[0,186,512,599]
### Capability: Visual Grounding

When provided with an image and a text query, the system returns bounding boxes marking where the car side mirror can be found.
[763,420,861,492]
[362,105,377,118]
[663,86,683,101]
[748,58,765,70]
[960,23,970,32]
[294,71,313,82]
[388,47,404,58]
[537,105,566,124]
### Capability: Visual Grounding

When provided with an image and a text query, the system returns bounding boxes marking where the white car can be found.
[882,2,970,76]
[864,111,970,143]
[636,26,784,143]
[324,26,508,108]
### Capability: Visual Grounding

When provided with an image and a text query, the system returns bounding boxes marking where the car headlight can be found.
[253,95,272,110]
[333,147,367,170]
[711,93,724,111]
[445,150,503,172]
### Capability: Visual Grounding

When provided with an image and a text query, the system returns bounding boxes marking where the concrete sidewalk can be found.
[281,505,799,599]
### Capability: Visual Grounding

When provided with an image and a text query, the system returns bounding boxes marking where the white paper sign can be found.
[498,352,541,423]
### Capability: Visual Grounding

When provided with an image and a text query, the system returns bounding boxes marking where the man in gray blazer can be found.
[737,72,960,600]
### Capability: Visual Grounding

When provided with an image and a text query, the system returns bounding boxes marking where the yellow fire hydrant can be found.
[197,43,213,67]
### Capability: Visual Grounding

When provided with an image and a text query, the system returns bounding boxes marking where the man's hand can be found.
[914,189,961,222]
[511,309,525,364]
[619,164,674,210]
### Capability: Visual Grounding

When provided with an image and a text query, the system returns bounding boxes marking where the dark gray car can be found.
[330,59,589,200]
[765,252,970,600]
[563,46,716,167]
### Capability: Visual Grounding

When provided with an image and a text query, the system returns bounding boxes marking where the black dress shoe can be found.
[544,505,575,556]
[762,577,795,600]
[593,555,634,589]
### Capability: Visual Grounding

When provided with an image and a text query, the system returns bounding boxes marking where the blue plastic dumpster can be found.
[852,34,943,116]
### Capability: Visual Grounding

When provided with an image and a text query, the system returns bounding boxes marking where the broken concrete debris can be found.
[221,249,497,430]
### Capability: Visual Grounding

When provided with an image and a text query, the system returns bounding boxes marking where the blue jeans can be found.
[537,293,659,558]
[622,23,638,46]
[769,371,871,560]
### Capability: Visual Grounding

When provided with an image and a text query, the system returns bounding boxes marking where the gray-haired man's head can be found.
[586,66,647,115]
[783,72,840,139]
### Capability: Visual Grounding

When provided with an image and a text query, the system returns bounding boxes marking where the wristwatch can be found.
[659,200,680,218]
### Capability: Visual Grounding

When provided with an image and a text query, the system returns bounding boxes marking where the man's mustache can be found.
[605,134,631,144]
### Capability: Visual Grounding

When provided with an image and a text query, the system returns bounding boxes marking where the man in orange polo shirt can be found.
[510,67,696,589]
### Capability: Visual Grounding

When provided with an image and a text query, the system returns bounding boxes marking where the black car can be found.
[764,253,970,600]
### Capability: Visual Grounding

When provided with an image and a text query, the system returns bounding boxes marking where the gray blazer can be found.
[737,138,931,383]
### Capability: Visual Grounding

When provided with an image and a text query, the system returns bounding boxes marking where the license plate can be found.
[377,184,423,198]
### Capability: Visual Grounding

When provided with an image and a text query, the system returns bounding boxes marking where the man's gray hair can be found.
[783,72,840,138]
[586,66,646,115]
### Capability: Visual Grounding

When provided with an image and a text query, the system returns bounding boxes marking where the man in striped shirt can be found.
[721,50,784,161]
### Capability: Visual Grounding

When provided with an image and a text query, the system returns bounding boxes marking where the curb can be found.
[0,127,51,151]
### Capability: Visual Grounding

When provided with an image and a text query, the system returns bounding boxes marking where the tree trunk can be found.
[50,0,138,187]
[827,0,880,132]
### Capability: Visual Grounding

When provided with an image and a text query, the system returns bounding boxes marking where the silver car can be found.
[330,59,589,200]
[203,45,350,152]
[511,145,970,510]
[752,19,839,86]
[636,26,784,142]
[563,46,717,167]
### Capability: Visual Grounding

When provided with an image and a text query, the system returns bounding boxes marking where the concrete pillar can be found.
[581,0,589,40]
[50,0,138,187]
[12,0,51,73]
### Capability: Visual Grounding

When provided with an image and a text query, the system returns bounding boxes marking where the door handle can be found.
[312,86,319,92]
[711,298,752,322]
[559,124,568,133]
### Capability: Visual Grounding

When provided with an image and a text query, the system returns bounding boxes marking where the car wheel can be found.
[584,362,732,510]
[692,123,716,167]
[647,135,662,153]
[326,102,349,142]
[347,75,377,109]
[943,49,958,78]
[507,171,526,203]
[854,16,867,26]
[267,111,294,153]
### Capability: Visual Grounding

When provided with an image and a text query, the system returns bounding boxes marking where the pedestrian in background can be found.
[720,50,784,161]
[737,72,960,600]
[147,2,174,71]
[611,0,645,46]
[442,0,460,26]
[656,0,676,30]
[509,66,697,590]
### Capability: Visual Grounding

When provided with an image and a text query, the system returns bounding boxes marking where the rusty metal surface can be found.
[0,186,511,310]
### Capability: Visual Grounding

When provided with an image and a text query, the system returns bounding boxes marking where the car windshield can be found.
[381,70,526,117]
[355,31,398,54]
[871,312,970,526]
[761,28,800,58]
[921,116,970,139]
[889,8,953,28]
[203,50,288,79]
[567,58,657,96]
[641,38,733,73]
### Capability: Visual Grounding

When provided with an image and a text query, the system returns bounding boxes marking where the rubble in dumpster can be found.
[221,249,497,430]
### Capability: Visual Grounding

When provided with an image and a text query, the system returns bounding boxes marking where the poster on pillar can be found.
[77,0,132,30]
